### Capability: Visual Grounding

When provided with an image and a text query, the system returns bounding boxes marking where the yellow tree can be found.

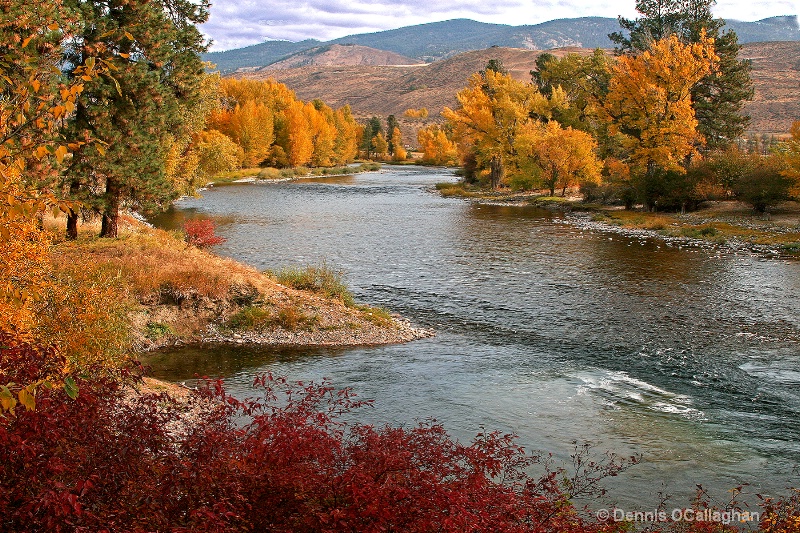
[417,125,457,166]
[518,121,602,196]
[372,132,389,161]
[307,101,337,167]
[217,101,273,167]
[195,129,244,178]
[604,34,717,207]
[443,70,566,189]
[283,100,314,167]
[332,105,360,165]
[391,127,407,161]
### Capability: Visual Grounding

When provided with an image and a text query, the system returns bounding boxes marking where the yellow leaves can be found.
[17,386,35,411]
[0,385,16,411]
[54,145,68,163]
[417,125,457,166]
[519,120,602,194]
[605,34,717,175]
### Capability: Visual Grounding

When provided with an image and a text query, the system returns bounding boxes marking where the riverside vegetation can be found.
[427,1,800,256]
[2,0,800,530]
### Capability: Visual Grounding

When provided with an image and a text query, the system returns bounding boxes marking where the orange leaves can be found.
[209,78,359,169]
[417,125,457,166]
[519,120,602,196]
[604,34,717,175]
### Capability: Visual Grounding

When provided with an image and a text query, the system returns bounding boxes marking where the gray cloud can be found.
[202,0,797,51]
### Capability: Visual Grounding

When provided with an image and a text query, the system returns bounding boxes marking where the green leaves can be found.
[0,377,78,414]
[64,376,79,400]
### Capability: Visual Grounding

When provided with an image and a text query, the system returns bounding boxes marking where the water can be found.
[147,167,800,507]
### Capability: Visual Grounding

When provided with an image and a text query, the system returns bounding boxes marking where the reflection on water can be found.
[148,167,800,507]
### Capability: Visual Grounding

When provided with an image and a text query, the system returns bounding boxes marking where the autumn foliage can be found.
[183,218,227,248]
[0,352,633,533]
[206,78,360,171]
[2,352,798,532]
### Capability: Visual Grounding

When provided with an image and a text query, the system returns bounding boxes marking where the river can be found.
[147,166,800,508]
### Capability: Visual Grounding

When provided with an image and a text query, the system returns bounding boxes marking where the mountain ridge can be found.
[239,41,800,137]
[204,15,800,73]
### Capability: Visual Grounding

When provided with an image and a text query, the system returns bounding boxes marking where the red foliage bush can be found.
[182,218,226,248]
[1,346,796,532]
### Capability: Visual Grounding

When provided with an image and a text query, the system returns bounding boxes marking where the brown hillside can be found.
[740,41,800,135]
[257,44,423,70]
[238,43,799,137]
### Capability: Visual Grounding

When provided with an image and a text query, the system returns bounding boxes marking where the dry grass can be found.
[49,224,274,304]
[44,215,413,350]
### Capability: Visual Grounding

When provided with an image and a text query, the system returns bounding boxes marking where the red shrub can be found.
[1,354,792,533]
[182,218,226,248]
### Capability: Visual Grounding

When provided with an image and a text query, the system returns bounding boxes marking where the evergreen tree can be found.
[360,116,382,159]
[386,114,399,155]
[63,0,209,238]
[609,0,752,150]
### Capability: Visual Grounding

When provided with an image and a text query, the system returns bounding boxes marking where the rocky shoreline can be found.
[562,212,796,259]
[195,314,435,348]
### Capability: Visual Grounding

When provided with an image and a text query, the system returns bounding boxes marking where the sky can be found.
[203,0,798,51]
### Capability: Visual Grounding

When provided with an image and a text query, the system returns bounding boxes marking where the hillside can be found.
[262,44,422,70]
[741,41,800,135]
[205,16,800,72]
[240,41,800,136]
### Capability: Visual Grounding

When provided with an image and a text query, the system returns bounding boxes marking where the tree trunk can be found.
[490,156,502,190]
[100,178,120,238]
[65,180,80,240]
[66,211,79,240]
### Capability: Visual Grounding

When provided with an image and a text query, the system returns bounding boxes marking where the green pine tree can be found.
[63,0,209,238]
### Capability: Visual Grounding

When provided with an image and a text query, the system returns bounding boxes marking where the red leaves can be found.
[182,218,226,248]
[0,359,793,532]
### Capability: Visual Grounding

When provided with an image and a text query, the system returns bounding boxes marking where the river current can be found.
[147,167,800,507]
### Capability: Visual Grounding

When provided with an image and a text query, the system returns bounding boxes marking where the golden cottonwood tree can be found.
[444,70,567,189]
[417,125,458,166]
[391,127,407,161]
[332,105,360,164]
[308,101,337,167]
[209,101,273,167]
[518,121,602,196]
[284,100,314,167]
[604,35,717,180]
[443,71,535,189]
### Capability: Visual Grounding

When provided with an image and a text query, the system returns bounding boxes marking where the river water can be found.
[148,167,800,507]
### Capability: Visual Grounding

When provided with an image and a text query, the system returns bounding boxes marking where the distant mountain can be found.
[260,44,423,71]
[326,17,620,60]
[241,41,800,136]
[204,15,799,72]
[204,39,321,73]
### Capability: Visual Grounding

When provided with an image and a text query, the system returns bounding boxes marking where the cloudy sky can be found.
[203,0,798,51]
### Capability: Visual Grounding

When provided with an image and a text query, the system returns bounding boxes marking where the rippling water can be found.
[147,167,800,506]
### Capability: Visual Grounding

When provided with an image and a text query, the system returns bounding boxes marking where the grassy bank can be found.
[47,220,428,353]
[210,162,381,185]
